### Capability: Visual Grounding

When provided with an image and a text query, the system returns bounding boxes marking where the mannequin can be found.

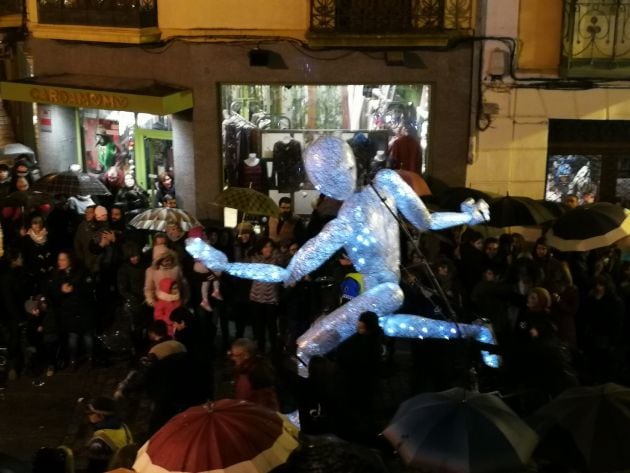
[244,153,260,167]
[95,127,118,171]
[238,153,267,191]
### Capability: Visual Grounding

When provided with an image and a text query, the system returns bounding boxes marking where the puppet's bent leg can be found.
[379,314,501,368]
[296,282,403,376]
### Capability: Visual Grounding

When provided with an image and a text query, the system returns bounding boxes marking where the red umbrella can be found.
[133,399,299,473]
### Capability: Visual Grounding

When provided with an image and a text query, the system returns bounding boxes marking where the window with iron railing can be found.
[310,0,474,34]
[37,0,157,28]
[563,0,630,77]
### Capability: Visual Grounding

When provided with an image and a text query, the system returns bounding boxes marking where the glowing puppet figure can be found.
[187,136,499,373]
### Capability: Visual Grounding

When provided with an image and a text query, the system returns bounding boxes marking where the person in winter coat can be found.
[24,295,59,383]
[48,250,95,370]
[114,321,206,434]
[228,337,279,411]
[117,242,150,353]
[509,287,579,411]
[20,215,55,295]
[153,277,181,336]
[144,247,188,335]
[578,274,625,383]
[331,311,385,443]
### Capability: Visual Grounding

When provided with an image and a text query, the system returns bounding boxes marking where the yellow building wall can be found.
[468,87,630,198]
[518,0,563,72]
[158,0,309,40]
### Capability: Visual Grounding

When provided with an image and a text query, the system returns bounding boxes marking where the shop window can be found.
[220,83,430,221]
[547,119,630,204]
[79,109,172,201]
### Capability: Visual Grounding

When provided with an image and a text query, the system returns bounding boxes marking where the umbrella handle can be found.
[237,211,249,238]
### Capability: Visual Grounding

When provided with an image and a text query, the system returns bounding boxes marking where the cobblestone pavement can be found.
[0,340,417,471]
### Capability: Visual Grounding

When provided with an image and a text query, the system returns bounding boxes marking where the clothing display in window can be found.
[223,112,260,187]
[272,137,304,192]
[238,155,268,192]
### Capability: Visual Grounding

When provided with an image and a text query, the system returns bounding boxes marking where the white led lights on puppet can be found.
[187,136,499,376]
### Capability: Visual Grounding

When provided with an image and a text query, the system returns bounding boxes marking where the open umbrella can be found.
[31,171,111,196]
[529,383,630,473]
[213,186,280,217]
[272,434,388,473]
[396,170,431,196]
[545,202,630,252]
[133,399,299,473]
[437,187,495,212]
[383,387,539,473]
[0,190,52,209]
[128,207,201,232]
[487,196,556,228]
[536,199,571,219]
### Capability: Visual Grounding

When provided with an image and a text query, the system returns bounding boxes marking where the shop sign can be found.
[29,87,129,109]
[38,106,52,133]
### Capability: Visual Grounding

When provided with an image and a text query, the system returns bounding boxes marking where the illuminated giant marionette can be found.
[187,136,499,373]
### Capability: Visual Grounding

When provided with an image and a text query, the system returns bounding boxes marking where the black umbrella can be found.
[545,202,630,252]
[536,199,571,218]
[437,187,495,212]
[487,196,556,228]
[0,190,52,209]
[529,383,630,473]
[31,171,111,196]
[383,388,539,473]
[271,434,388,473]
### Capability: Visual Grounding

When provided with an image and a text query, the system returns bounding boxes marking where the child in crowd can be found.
[189,226,222,312]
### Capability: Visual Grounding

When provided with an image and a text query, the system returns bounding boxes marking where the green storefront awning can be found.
[0,74,193,115]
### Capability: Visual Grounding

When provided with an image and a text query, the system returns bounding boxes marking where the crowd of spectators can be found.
[1,162,630,471]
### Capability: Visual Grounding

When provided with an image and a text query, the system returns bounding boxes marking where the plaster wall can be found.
[469,87,630,198]
[36,105,78,175]
[158,0,309,31]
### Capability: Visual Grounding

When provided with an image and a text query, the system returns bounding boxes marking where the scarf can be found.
[27,227,48,245]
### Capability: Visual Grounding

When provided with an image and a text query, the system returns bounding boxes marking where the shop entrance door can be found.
[134,128,173,205]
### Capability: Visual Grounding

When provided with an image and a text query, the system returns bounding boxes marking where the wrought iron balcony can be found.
[563,0,630,77]
[0,0,23,16]
[310,0,474,41]
[37,0,157,28]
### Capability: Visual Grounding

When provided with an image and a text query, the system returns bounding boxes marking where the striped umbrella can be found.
[129,207,201,232]
[133,400,299,473]
[31,171,111,196]
[545,202,630,252]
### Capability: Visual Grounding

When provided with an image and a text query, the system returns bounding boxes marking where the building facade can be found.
[2,0,481,220]
[471,0,630,205]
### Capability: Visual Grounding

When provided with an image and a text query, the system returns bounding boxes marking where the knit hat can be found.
[87,396,116,416]
[94,205,108,221]
[188,225,206,240]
